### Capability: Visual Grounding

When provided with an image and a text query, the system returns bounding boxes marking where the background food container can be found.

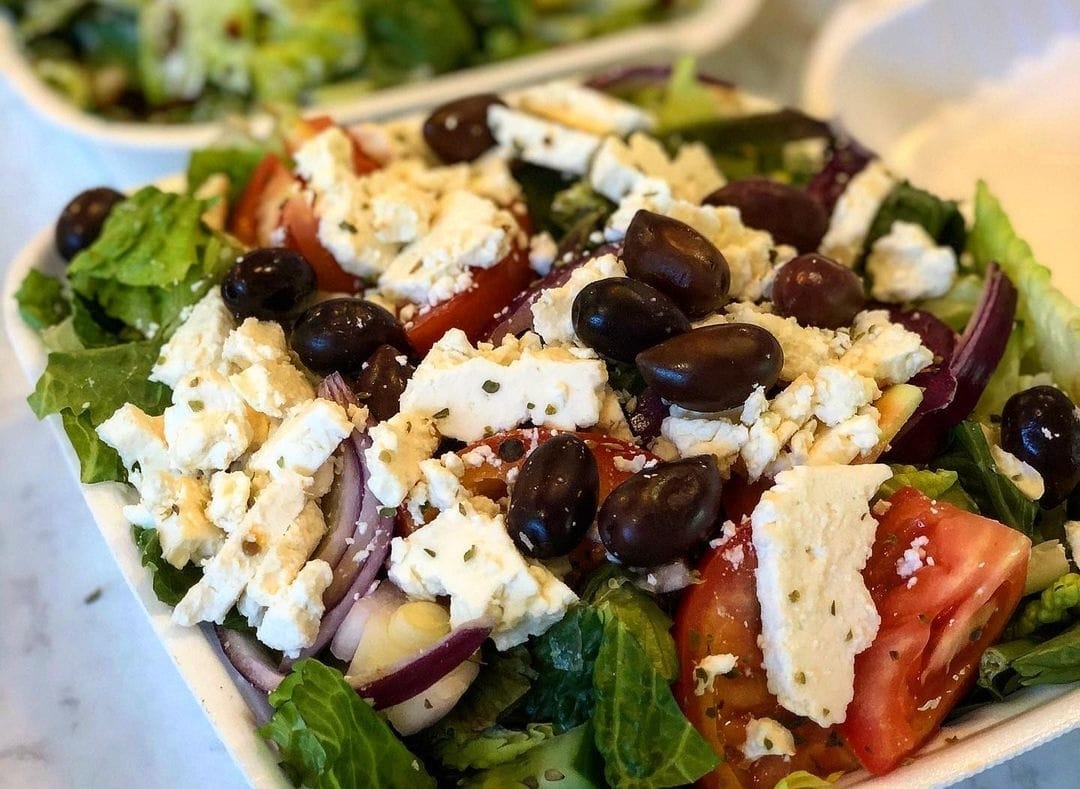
[0,0,762,151]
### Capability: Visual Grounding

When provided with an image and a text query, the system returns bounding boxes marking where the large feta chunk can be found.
[388,498,577,649]
[515,80,654,136]
[841,310,933,385]
[378,191,517,306]
[164,370,254,474]
[751,463,892,725]
[589,134,724,203]
[804,407,882,466]
[172,470,308,626]
[866,221,958,303]
[206,470,250,534]
[248,399,352,479]
[811,365,880,426]
[150,289,234,387]
[399,329,607,442]
[365,411,440,508]
[488,105,601,175]
[661,415,749,475]
[256,560,333,657]
[96,403,171,482]
[819,160,897,267]
[230,359,315,419]
[242,499,327,613]
[221,318,290,371]
[530,253,626,345]
[138,471,223,568]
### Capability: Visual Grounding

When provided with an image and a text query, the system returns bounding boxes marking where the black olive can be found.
[598,456,723,567]
[772,253,866,329]
[703,178,829,253]
[291,298,412,376]
[55,187,126,261]
[507,434,599,558]
[635,323,784,412]
[1001,385,1080,507]
[221,247,318,322]
[353,344,414,422]
[622,209,730,319]
[422,93,506,164]
[571,278,691,363]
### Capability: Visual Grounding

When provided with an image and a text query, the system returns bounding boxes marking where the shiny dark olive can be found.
[772,253,866,329]
[622,209,730,319]
[598,456,723,567]
[354,344,414,422]
[291,298,412,376]
[571,278,691,363]
[423,93,506,164]
[221,247,318,322]
[507,434,599,559]
[1001,385,1080,507]
[703,178,829,253]
[636,323,783,412]
[55,187,125,261]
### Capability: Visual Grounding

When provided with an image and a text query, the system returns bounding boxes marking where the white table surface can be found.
[1,2,1077,787]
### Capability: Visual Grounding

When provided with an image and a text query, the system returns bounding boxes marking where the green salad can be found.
[1,0,699,123]
[14,61,1080,788]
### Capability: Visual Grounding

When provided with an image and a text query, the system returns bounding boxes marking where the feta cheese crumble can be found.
[741,717,796,761]
[866,221,958,303]
[819,160,897,267]
[694,653,738,695]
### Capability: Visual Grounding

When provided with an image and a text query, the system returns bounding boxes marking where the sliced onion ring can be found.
[310,441,362,569]
[351,621,493,709]
[215,625,285,694]
[330,583,407,662]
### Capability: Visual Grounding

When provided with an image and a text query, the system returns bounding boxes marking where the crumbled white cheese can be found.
[164,370,255,474]
[841,310,934,385]
[256,559,333,657]
[514,80,655,136]
[990,443,1046,501]
[589,133,724,203]
[896,535,930,579]
[365,411,440,508]
[528,231,559,276]
[488,104,601,175]
[247,399,353,479]
[819,160,897,267]
[866,221,958,303]
[150,289,234,387]
[741,717,796,761]
[693,653,738,696]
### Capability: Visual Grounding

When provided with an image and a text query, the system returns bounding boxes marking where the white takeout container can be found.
[0,0,761,151]
[802,0,1080,304]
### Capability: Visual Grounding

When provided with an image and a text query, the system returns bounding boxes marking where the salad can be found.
[0,0,699,123]
[14,61,1080,788]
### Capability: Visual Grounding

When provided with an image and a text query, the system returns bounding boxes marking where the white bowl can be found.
[802,0,1080,303]
[0,0,761,151]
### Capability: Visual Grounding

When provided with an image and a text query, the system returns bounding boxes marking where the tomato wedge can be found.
[404,240,534,356]
[230,153,295,248]
[840,487,1030,774]
[674,523,860,788]
[279,194,362,293]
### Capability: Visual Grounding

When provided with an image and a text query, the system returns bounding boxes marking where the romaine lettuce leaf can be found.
[521,605,604,733]
[863,180,966,264]
[133,526,202,606]
[460,724,604,789]
[260,659,435,789]
[15,269,70,331]
[967,181,1080,404]
[186,146,268,205]
[878,465,976,511]
[585,566,678,680]
[919,272,983,332]
[61,410,125,483]
[592,618,719,788]
[436,723,555,771]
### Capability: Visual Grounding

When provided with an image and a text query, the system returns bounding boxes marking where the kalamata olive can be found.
[422,93,506,164]
[291,298,412,376]
[1001,385,1080,507]
[703,178,829,253]
[571,278,691,363]
[354,344,414,422]
[598,456,723,567]
[55,187,125,261]
[772,253,866,329]
[636,323,783,412]
[622,210,730,319]
[221,247,317,322]
[507,434,599,559]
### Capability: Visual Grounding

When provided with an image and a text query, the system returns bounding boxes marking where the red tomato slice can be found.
[404,240,534,355]
[279,194,362,293]
[674,523,860,788]
[230,153,295,248]
[285,115,381,175]
[840,487,1031,774]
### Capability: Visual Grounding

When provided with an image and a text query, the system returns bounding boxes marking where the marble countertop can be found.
[1,1,1077,786]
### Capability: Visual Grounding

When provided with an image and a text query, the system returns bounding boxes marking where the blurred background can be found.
[1,0,1078,785]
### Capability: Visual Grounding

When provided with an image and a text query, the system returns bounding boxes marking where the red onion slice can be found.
[886,307,958,364]
[317,372,360,409]
[351,621,492,709]
[215,625,285,694]
[885,264,1018,462]
[806,135,875,215]
[330,583,407,662]
[310,441,362,569]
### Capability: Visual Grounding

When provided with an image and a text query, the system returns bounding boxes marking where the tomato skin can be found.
[230,153,294,248]
[279,194,362,293]
[840,487,1031,774]
[404,241,534,356]
[674,523,860,788]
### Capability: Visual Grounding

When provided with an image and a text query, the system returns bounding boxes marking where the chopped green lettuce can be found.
[592,617,719,788]
[260,659,435,789]
[1012,573,1080,638]
[585,567,679,680]
[14,269,70,331]
[435,724,555,772]
[521,605,604,732]
[863,180,966,266]
[967,181,1080,405]
[60,410,125,483]
[980,623,1080,697]
[364,0,473,78]
[133,526,202,606]
[878,465,976,511]
[773,771,844,789]
[461,724,604,789]
[65,186,238,338]
[919,272,983,332]
[186,146,268,205]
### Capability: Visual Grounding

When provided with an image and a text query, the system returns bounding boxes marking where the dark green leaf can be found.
[260,660,436,789]
[514,163,573,236]
[365,0,474,74]
[61,410,125,483]
[521,606,605,733]
[133,526,202,606]
[585,567,678,681]
[550,180,614,235]
[863,180,966,266]
[592,619,719,788]
[934,421,1039,536]
[15,269,70,331]
[1012,622,1080,685]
